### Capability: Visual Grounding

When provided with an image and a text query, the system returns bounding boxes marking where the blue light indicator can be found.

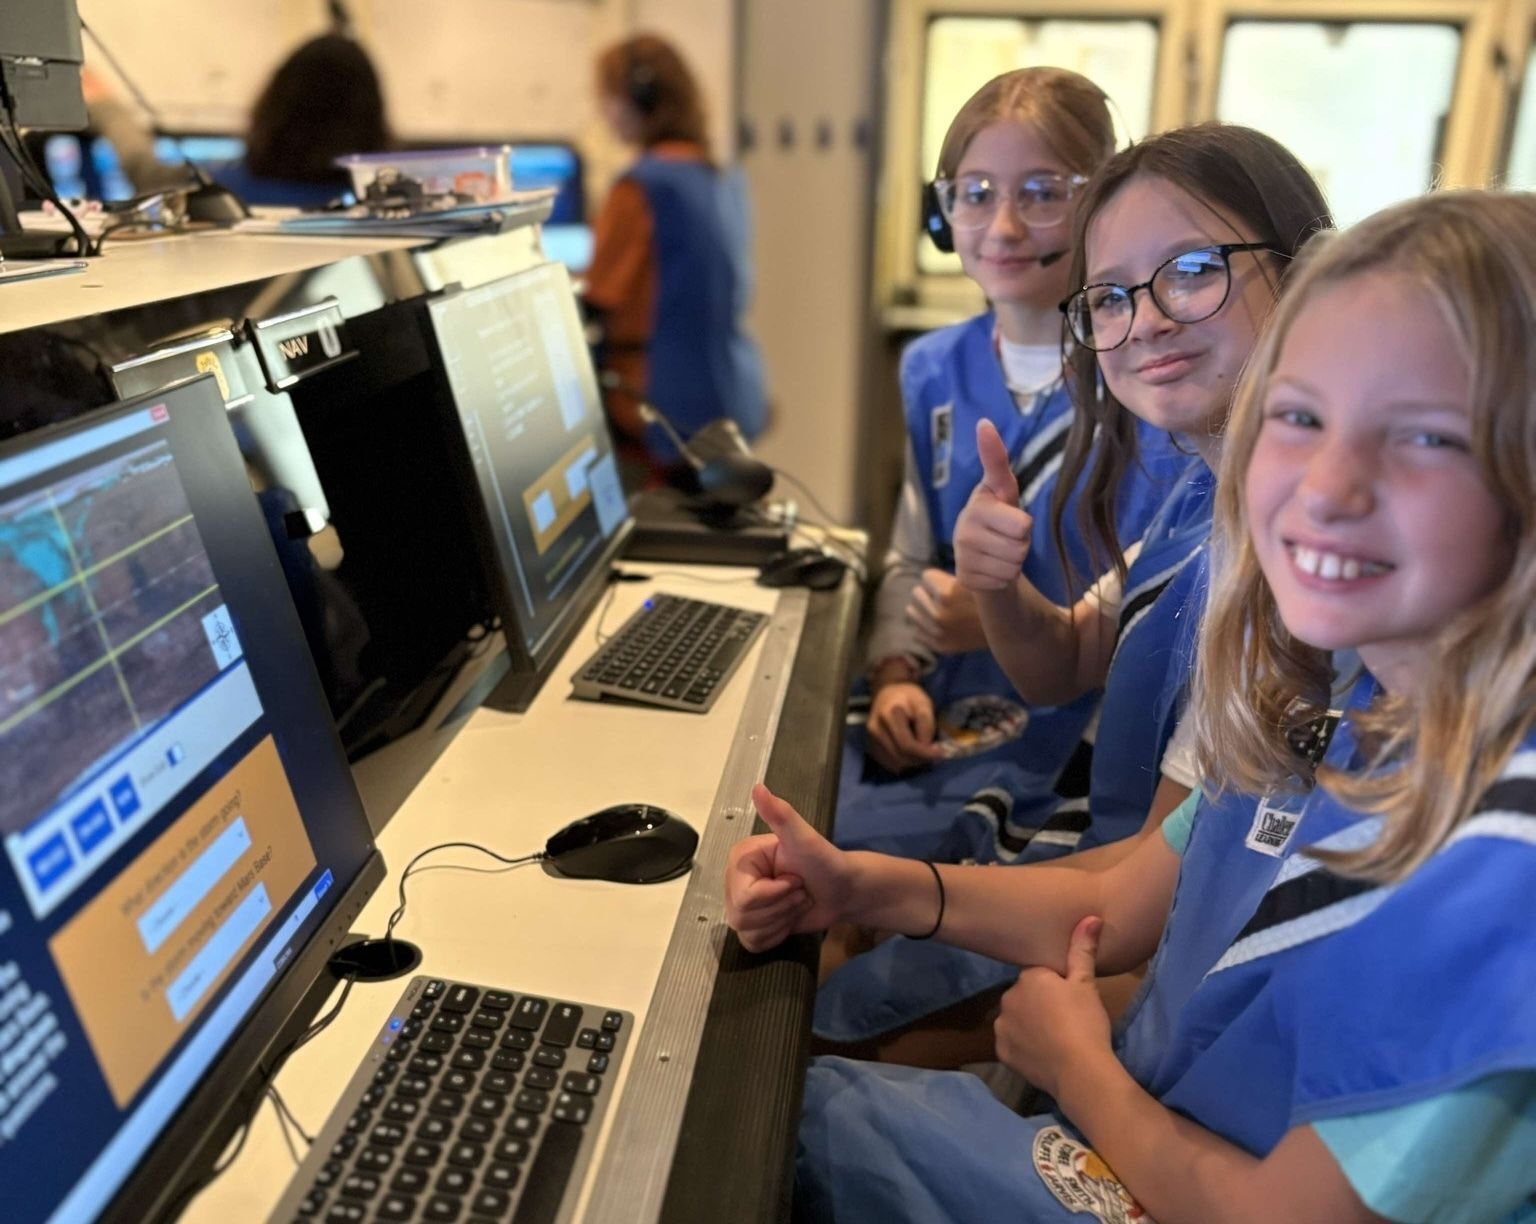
[643,598,655,611]
[389,1018,402,1031]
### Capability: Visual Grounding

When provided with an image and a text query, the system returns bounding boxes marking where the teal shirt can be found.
[1161,790,1536,1221]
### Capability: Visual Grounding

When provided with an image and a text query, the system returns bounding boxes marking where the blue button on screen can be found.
[27,834,74,892]
[109,775,140,820]
[71,800,114,853]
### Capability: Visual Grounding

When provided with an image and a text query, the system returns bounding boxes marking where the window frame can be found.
[1494,0,1536,185]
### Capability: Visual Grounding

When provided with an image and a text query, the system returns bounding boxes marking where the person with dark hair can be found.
[585,33,767,487]
[211,33,391,209]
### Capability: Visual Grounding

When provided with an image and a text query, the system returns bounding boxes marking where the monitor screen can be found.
[427,263,630,667]
[0,376,379,1222]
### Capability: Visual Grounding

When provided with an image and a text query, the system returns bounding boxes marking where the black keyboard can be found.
[570,593,767,713]
[269,976,631,1224]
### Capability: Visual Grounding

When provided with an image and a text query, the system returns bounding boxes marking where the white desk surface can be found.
[0,231,423,336]
[186,561,790,1223]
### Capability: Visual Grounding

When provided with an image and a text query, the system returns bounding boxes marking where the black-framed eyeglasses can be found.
[933,171,1090,231]
[1058,242,1286,352]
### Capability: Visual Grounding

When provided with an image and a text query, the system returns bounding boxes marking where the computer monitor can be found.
[0,375,384,1222]
[0,0,86,132]
[426,263,632,709]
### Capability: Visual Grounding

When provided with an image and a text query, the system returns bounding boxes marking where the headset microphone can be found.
[1038,250,1069,267]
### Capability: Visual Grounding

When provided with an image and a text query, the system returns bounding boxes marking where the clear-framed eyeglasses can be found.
[932,172,1090,231]
[1059,242,1286,352]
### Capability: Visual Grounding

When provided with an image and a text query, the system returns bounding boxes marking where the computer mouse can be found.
[756,547,847,591]
[544,804,698,884]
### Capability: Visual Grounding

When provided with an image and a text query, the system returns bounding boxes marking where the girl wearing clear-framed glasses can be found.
[835,68,1180,878]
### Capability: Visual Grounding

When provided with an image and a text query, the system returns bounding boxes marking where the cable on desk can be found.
[380,841,546,970]
[268,1088,305,1167]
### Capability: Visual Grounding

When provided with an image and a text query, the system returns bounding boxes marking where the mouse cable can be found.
[380,841,546,967]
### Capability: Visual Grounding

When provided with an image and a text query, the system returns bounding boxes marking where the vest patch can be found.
[930,403,954,488]
[1246,798,1303,857]
[1032,1128,1156,1223]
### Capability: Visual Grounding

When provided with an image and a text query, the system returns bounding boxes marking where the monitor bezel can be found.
[422,266,634,712]
[0,375,386,1222]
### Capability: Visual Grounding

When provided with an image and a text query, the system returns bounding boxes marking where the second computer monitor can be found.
[428,263,630,704]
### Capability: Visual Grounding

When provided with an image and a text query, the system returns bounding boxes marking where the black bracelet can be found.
[910,860,945,940]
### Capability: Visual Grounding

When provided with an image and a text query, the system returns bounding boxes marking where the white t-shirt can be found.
[998,337,1064,400]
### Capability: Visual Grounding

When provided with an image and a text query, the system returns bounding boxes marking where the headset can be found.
[921,180,954,254]
[626,51,660,116]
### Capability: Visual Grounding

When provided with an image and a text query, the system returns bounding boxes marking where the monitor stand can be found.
[0,160,75,259]
[625,487,791,565]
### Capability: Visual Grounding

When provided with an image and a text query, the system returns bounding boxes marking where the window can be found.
[918,16,1159,274]
[1505,45,1536,189]
[1216,21,1462,226]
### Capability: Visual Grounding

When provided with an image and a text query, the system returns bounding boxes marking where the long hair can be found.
[597,34,709,155]
[935,66,1114,182]
[1193,190,1536,883]
[245,34,391,183]
[1049,124,1333,591]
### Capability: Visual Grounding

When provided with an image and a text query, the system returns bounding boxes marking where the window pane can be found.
[1217,21,1461,226]
[918,16,1159,275]
[1505,47,1536,190]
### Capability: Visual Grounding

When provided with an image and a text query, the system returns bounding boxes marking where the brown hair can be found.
[935,66,1114,181]
[1194,191,1536,884]
[597,34,709,155]
[1049,123,1333,591]
[246,34,391,184]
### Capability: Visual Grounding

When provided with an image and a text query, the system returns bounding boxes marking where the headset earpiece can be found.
[628,55,660,116]
[921,180,953,254]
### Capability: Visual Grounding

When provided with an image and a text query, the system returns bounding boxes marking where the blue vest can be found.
[946,459,1214,864]
[1136,677,1536,1156]
[897,314,1180,775]
[625,156,766,459]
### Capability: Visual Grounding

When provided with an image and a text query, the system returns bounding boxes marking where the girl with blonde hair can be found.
[730,189,1536,1218]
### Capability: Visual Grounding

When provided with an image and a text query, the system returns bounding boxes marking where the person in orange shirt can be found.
[586,34,768,489]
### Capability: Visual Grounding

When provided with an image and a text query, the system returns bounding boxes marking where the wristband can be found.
[909,861,945,940]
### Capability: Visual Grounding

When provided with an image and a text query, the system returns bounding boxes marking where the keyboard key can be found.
[447,1141,485,1169]
[437,1168,474,1195]
[391,1167,429,1194]
[409,1053,444,1075]
[512,1117,581,1221]
[325,1204,365,1223]
[385,1099,420,1125]
[471,1188,511,1217]
[587,1054,609,1074]
[357,1147,394,1173]
[418,1117,453,1143]
[412,1000,435,1020]
[453,1048,487,1071]
[594,1032,615,1052]
[429,1092,465,1117]
[524,1068,557,1092]
[505,1113,539,1139]
[423,980,446,1001]
[330,1134,358,1160]
[471,1093,506,1118]
[500,1029,533,1051]
[494,1136,531,1163]
[561,1073,600,1096]
[423,1032,455,1054]
[461,1028,495,1050]
[460,1116,496,1143]
[513,1089,549,1114]
[300,1187,327,1216]
[510,996,548,1031]
[492,1050,525,1073]
[551,1095,590,1126]
[575,1029,597,1050]
[601,1011,624,1032]
[374,1063,400,1085]
[481,1071,517,1094]
[339,1173,380,1200]
[423,1193,463,1221]
[314,1159,343,1187]
[531,1047,565,1069]
[441,985,480,1014]
[471,1010,505,1030]
[376,1193,416,1221]
[431,1014,465,1034]
[403,1140,441,1166]
[443,1070,477,1095]
[481,990,514,1010]
[484,1161,521,1189]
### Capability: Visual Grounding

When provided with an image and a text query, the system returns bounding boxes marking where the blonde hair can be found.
[936,67,1114,180]
[1193,190,1536,883]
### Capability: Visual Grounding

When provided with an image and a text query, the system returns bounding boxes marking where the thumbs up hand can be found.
[994,915,1111,1097]
[724,785,854,952]
[954,420,1034,591]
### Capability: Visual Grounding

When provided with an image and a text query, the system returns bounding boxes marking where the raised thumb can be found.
[976,420,1020,504]
[752,783,812,844]
[1066,915,1102,982]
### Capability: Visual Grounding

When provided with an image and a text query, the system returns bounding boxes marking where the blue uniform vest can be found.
[799,678,1536,1221]
[624,156,767,459]
[817,462,1214,1042]
[833,315,1180,857]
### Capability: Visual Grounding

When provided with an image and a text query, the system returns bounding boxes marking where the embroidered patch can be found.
[933,694,1028,759]
[930,403,954,488]
[1246,798,1302,857]
[1032,1128,1155,1222]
